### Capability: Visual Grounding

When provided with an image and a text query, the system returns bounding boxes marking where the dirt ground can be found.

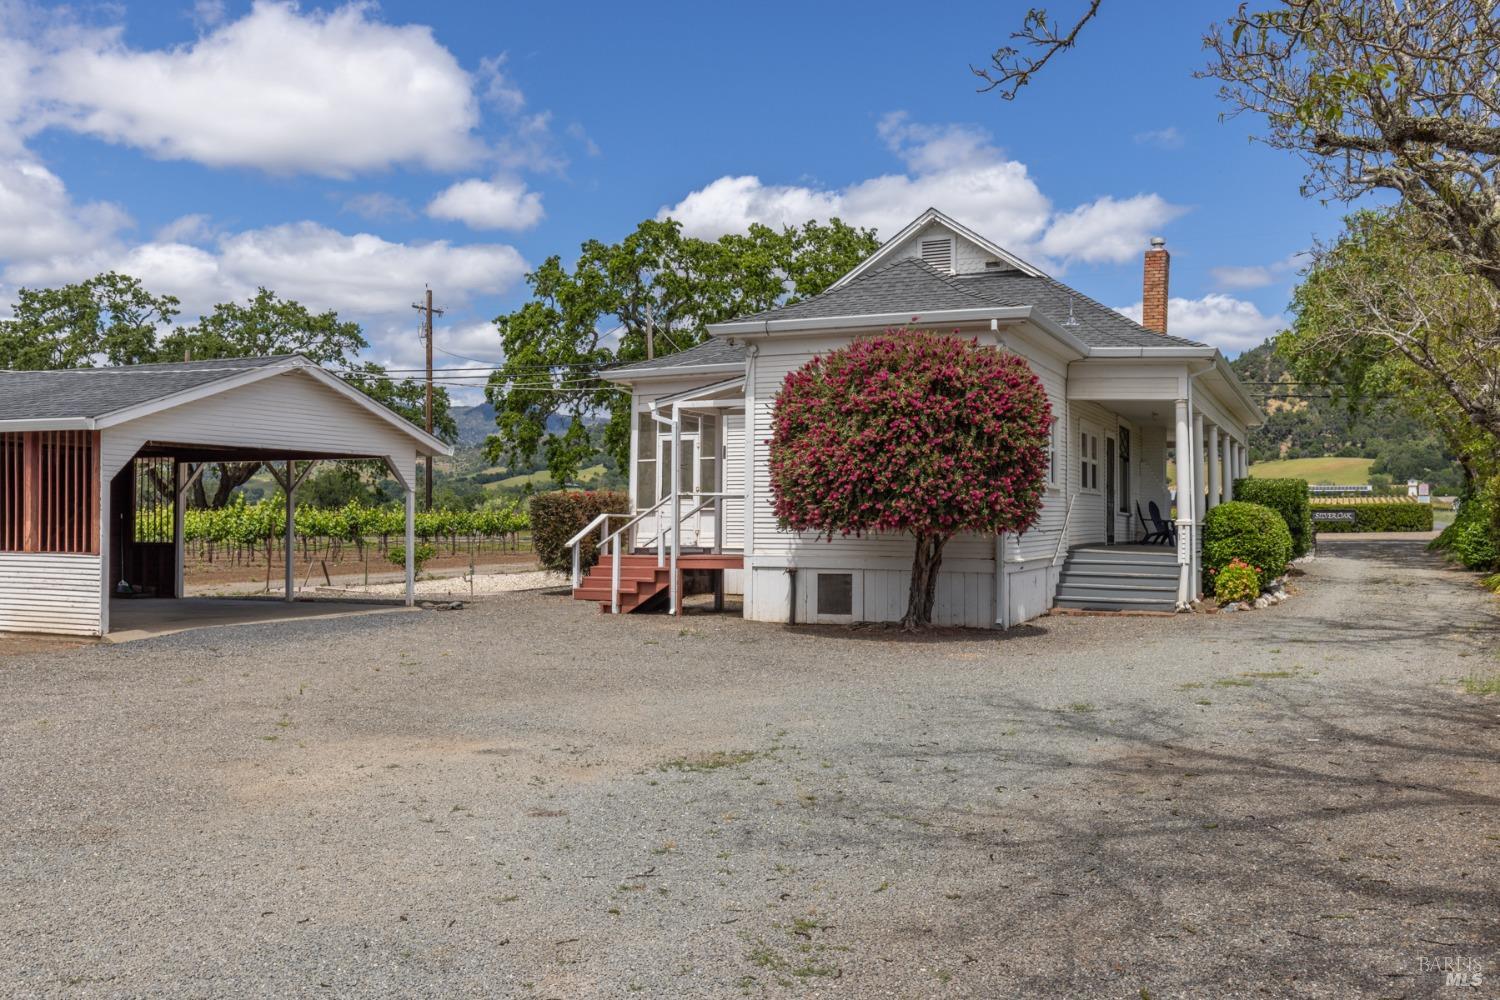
[0,537,1496,998]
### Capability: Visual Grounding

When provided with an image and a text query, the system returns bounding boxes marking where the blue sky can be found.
[0,0,1352,398]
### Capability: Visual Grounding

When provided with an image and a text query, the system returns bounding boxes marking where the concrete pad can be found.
[106,597,415,643]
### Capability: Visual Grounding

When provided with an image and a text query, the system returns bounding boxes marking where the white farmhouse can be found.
[576,208,1261,627]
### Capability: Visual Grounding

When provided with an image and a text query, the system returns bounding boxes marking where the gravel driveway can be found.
[1,538,1496,998]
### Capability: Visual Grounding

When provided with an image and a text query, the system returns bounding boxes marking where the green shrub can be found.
[1431,482,1498,570]
[529,490,630,573]
[1203,501,1293,591]
[1213,558,1261,605]
[1233,477,1312,558]
[387,542,436,574]
[1311,502,1433,533]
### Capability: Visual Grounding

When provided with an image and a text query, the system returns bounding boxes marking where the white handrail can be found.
[572,490,740,613]
[1052,492,1080,565]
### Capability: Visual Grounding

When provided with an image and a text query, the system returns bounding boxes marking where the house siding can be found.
[101,370,419,487]
[0,553,102,636]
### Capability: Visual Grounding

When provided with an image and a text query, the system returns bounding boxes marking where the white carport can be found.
[0,356,451,637]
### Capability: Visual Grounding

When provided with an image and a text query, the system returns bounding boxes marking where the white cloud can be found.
[1209,254,1302,290]
[30,2,485,177]
[658,113,1184,267]
[1116,294,1284,354]
[340,192,416,222]
[1039,194,1189,265]
[211,222,528,316]
[427,175,544,231]
[1133,126,1184,149]
[154,212,216,244]
[0,157,130,265]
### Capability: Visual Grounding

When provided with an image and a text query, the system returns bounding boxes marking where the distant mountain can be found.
[1231,339,1464,491]
[450,403,598,450]
[452,402,497,449]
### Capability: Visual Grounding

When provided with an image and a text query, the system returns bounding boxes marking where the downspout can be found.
[786,567,797,625]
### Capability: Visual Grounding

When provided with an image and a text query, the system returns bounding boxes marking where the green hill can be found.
[1248,457,1373,485]
[1230,339,1464,492]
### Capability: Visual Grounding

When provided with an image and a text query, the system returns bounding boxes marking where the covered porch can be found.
[1068,356,1258,608]
[570,375,746,615]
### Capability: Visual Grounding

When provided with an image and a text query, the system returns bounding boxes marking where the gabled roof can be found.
[606,337,748,380]
[0,355,452,454]
[0,356,289,420]
[712,257,1207,351]
[830,207,1044,287]
[734,257,1001,324]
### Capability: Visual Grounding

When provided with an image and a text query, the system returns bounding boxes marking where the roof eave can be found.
[603,361,746,385]
[0,417,96,431]
[827,208,1045,289]
[708,305,1034,338]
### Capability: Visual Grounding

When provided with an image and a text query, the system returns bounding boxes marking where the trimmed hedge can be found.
[1233,477,1312,558]
[1430,481,1498,570]
[530,490,630,573]
[1203,501,1293,591]
[1312,502,1433,533]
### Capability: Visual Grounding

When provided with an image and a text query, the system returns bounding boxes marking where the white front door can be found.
[658,432,702,546]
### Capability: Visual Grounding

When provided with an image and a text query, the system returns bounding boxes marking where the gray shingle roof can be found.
[735,257,1000,323]
[607,338,748,378]
[0,356,294,421]
[730,257,1207,350]
[952,271,1207,349]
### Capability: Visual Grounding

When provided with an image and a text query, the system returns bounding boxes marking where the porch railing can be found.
[567,490,737,614]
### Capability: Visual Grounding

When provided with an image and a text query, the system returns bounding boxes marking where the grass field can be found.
[483,463,607,492]
[1247,456,1374,485]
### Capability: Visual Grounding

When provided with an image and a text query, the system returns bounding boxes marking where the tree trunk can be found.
[208,462,261,508]
[901,533,950,631]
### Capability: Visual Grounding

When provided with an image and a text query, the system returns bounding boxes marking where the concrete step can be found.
[1057,580,1178,596]
[1062,566,1176,581]
[1067,548,1177,564]
[1055,595,1177,612]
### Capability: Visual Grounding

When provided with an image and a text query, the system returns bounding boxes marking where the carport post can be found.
[404,483,416,606]
[284,460,296,603]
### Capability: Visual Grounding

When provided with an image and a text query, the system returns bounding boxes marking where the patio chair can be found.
[1147,501,1177,546]
[1137,501,1170,545]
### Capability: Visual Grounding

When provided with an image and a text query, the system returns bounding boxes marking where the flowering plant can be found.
[769,330,1051,628]
[1213,558,1261,605]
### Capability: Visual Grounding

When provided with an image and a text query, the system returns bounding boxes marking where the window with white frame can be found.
[1080,427,1101,491]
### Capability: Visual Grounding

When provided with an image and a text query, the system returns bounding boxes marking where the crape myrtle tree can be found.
[769,332,1051,630]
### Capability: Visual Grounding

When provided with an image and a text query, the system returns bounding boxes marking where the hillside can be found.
[1230,339,1464,492]
[1248,457,1374,485]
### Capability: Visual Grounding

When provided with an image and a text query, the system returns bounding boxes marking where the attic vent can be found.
[920,238,954,273]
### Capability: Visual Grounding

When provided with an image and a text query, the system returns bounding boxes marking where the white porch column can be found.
[1191,410,1205,601]
[173,461,186,599]
[284,460,296,603]
[404,480,416,607]
[1223,435,1236,502]
[669,402,681,616]
[1206,424,1221,511]
[1173,398,1193,608]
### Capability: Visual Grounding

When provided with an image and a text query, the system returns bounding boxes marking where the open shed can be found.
[0,355,451,637]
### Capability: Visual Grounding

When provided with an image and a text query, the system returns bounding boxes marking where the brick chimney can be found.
[1142,236,1169,335]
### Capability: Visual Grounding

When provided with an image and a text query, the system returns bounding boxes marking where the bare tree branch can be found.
[973,1,1103,99]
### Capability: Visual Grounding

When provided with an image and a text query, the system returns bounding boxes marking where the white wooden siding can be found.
[885,221,1004,275]
[102,370,419,486]
[722,413,745,550]
[0,553,102,635]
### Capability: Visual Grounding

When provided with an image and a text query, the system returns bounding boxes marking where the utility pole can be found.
[412,287,444,511]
